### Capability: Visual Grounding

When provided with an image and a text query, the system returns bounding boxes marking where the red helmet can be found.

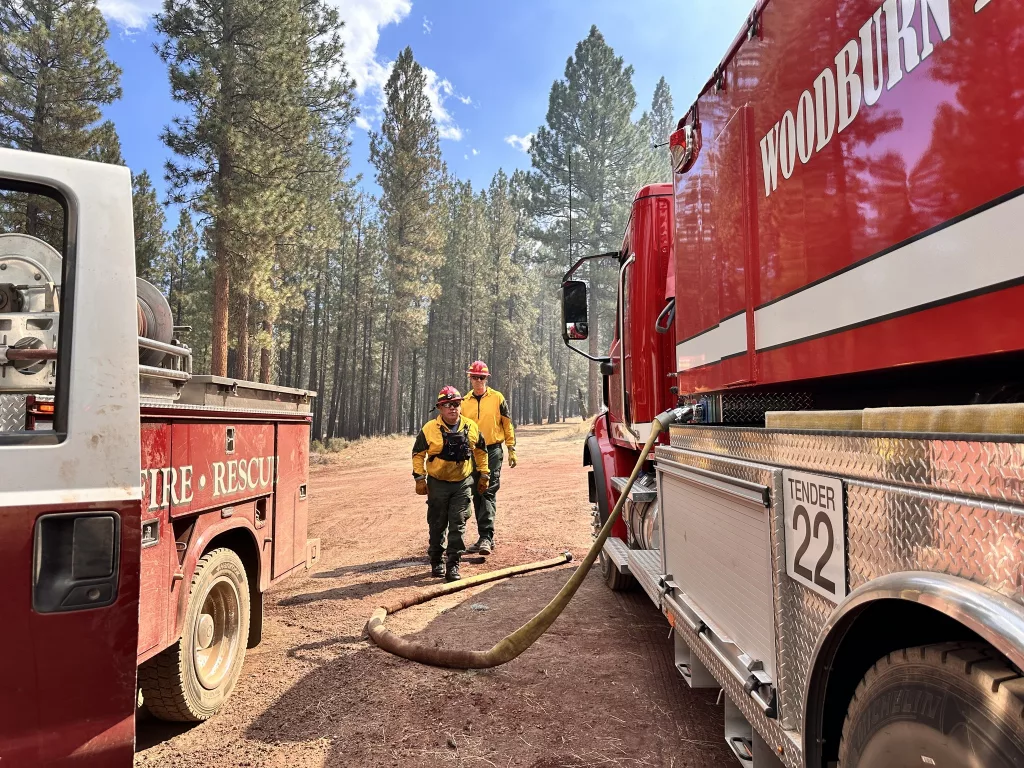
[436,385,463,406]
[466,360,490,377]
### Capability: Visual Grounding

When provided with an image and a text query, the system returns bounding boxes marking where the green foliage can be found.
[132,171,167,282]
[526,25,650,413]
[0,0,122,245]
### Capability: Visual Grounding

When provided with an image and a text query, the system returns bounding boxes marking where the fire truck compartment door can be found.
[658,459,776,682]
[272,422,310,579]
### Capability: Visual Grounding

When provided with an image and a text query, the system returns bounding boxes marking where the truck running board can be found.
[602,538,630,574]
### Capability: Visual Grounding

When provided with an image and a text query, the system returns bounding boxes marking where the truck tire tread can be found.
[138,548,249,722]
[838,642,1024,767]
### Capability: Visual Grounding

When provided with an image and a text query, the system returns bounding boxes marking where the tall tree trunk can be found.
[388,339,401,434]
[212,263,230,376]
[408,349,419,434]
[210,0,235,377]
[235,291,249,380]
[259,319,272,383]
[294,302,307,389]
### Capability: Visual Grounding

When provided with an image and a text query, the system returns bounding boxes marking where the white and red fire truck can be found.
[0,148,319,765]
[562,1,1024,766]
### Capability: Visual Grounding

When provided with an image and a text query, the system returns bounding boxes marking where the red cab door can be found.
[0,149,143,765]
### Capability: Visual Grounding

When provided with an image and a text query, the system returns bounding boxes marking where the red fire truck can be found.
[562,1,1024,766]
[0,148,319,765]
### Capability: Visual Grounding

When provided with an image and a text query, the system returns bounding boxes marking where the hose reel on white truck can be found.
[0,233,191,430]
[0,233,61,391]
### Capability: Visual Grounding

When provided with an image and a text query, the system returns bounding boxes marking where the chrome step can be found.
[610,475,657,503]
[602,537,631,573]
[628,548,663,605]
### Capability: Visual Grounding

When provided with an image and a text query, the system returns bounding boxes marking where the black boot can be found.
[430,560,444,578]
[445,560,461,582]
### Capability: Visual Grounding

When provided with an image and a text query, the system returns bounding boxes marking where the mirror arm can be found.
[561,251,621,283]
[564,345,611,364]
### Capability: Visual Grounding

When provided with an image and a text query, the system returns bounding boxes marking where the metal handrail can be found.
[138,364,190,382]
[138,336,193,384]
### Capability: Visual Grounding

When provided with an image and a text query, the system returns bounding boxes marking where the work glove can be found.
[508,447,517,468]
[477,474,490,494]
[415,477,428,496]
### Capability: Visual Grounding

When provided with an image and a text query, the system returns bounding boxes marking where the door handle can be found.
[33,512,121,612]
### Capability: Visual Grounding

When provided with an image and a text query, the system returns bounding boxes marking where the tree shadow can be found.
[312,556,427,579]
[279,571,437,606]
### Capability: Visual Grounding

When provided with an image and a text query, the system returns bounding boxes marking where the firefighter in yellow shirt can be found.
[412,386,489,581]
[461,361,517,555]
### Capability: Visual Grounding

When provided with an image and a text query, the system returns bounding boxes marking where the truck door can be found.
[0,150,143,766]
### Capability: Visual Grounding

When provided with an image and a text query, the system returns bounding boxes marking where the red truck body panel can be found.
[673,0,1024,394]
[137,410,311,664]
[0,499,141,767]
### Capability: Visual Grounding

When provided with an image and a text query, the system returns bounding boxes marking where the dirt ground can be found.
[135,420,734,768]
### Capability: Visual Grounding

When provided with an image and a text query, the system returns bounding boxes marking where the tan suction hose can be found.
[365,406,689,669]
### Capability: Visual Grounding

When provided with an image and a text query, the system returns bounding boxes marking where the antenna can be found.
[568,144,573,269]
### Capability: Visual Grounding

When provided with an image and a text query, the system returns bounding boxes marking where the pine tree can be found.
[157,0,296,376]
[0,0,122,243]
[637,76,674,185]
[527,26,647,414]
[370,47,443,433]
[132,171,167,282]
[166,209,201,324]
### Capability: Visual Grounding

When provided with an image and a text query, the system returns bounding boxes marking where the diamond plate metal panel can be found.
[0,394,26,432]
[669,425,1024,505]
[670,606,802,768]
[657,439,1024,766]
[846,482,1024,601]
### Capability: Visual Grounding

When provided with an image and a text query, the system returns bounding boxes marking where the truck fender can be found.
[585,416,632,541]
[172,516,264,646]
[802,571,1024,767]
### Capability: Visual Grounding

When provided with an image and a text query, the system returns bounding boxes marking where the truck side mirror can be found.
[560,280,589,342]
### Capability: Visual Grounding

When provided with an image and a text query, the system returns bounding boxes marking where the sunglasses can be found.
[470,375,487,381]
[438,402,460,409]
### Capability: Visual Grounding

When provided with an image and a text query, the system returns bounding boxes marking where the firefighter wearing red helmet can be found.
[462,360,517,556]
[411,385,490,581]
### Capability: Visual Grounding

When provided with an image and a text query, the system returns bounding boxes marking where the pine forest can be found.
[0,0,676,440]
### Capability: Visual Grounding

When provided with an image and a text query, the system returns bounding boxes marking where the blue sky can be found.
[100,0,755,213]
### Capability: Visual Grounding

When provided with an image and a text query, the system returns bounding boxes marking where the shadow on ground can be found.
[244,568,734,768]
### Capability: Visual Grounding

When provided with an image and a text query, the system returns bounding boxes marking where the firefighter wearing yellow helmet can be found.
[412,386,489,581]
[462,361,517,555]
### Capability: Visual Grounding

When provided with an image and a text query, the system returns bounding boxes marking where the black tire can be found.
[600,549,635,591]
[139,548,251,722]
[839,643,1024,768]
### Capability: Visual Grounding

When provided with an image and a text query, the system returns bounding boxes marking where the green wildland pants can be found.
[472,444,503,543]
[426,475,473,562]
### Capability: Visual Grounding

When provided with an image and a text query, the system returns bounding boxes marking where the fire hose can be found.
[365,405,691,668]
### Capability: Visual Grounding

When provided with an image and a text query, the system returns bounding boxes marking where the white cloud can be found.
[97,0,467,141]
[334,1,465,140]
[97,0,158,30]
[471,148,479,156]
[505,133,534,153]
[337,0,412,98]
[422,68,466,140]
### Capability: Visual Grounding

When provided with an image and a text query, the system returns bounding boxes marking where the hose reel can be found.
[0,232,178,393]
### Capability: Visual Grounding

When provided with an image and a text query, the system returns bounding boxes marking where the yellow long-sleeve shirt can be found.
[412,414,489,482]
[462,387,515,447]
